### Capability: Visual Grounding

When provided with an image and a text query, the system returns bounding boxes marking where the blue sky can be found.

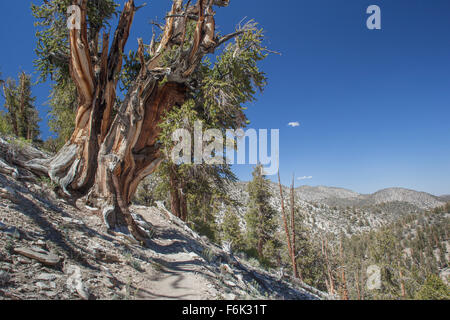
[1,0,450,195]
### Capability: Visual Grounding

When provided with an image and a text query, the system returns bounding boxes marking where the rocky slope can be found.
[0,171,325,300]
[294,185,444,210]
[223,182,446,237]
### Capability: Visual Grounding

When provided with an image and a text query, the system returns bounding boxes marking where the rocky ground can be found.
[222,182,444,237]
[0,171,325,300]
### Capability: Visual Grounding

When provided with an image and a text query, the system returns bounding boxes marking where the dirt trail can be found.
[0,170,323,300]
[126,207,215,300]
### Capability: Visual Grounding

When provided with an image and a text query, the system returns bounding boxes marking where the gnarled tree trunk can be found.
[20,0,242,242]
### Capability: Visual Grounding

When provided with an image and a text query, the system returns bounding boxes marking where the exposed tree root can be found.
[3,0,245,242]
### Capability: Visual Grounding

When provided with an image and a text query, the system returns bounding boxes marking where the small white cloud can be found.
[298,176,313,181]
[288,122,300,128]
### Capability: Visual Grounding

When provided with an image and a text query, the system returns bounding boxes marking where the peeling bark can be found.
[16,0,242,242]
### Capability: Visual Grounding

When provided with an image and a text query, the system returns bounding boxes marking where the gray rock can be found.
[3,227,21,239]
[102,278,115,289]
[62,217,84,225]
[87,241,121,263]
[0,186,20,203]
[44,291,58,298]
[0,263,13,272]
[224,280,237,287]
[65,265,90,300]
[37,273,58,281]
[35,240,47,249]
[220,264,232,274]
[223,293,237,300]
[36,281,51,291]
[17,256,32,264]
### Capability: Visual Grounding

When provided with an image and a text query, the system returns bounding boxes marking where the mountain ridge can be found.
[241,182,446,210]
[224,181,447,237]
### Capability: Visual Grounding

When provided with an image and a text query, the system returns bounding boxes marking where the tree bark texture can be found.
[17,0,239,242]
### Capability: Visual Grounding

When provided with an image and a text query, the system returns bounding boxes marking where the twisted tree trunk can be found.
[18,0,240,242]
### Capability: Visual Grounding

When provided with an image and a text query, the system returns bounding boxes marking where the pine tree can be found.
[415,274,450,300]
[245,164,278,264]
[17,72,40,141]
[46,79,77,150]
[2,78,19,136]
[0,71,12,135]
[0,110,11,135]
[2,72,40,141]
[221,207,244,252]
[26,0,269,240]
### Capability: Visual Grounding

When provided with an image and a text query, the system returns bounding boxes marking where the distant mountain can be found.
[225,183,446,236]
[368,188,444,209]
[292,185,444,210]
[439,194,450,202]
[295,185,359,202]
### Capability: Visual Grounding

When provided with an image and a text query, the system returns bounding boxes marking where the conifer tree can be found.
[47,80,77,150]
[0,71,12,135]
[2,72,40,141]
[25,0,269,240]
[2,78,19,137]
[221,207,244,252]
[415,274,450,300]
[245,164,278,263]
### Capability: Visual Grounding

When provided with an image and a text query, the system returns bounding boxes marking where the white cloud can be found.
[298,176,313,181]
[288,122,300,128]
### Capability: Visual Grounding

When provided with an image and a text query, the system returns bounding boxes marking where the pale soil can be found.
[0,172,322,301]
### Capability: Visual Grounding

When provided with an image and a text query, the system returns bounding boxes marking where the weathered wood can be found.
[14,247,61,266]
[12,0,243,242]
[278,172,299,279]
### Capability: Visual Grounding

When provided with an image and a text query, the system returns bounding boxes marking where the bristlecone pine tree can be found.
[2,72,40,141]
[10,0,267,243]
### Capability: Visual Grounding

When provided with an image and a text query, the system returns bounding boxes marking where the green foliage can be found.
[200,23,267,129]
[46,79,77,149]
[1,72,40,141]
[32,0,71,83]
[0,111,12,136]
[134,177,158,207]
[200,247,217,264]
[334,209,450,300]
[415,274,450,300]
[293,210,326,289]
[155,100,239,243]
[32,0,118,83]
[221,207,244,252]
[245,164,278,265]
[32,0,119,150]
[433,202,450,214]
[190,216,220,244]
